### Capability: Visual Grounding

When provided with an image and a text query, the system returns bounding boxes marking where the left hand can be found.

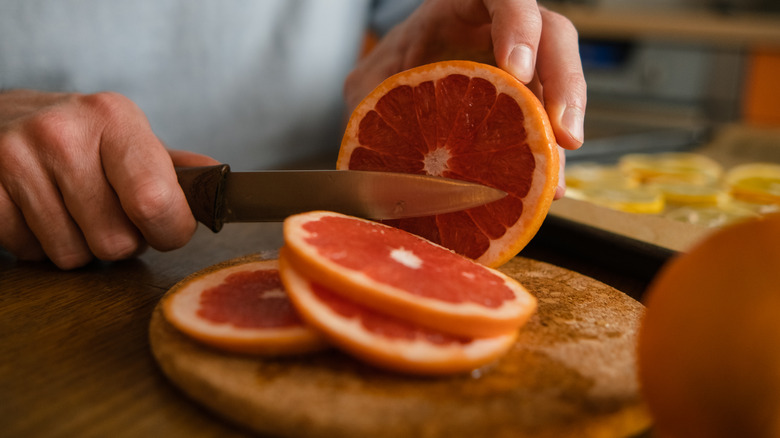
[345,0,586,199]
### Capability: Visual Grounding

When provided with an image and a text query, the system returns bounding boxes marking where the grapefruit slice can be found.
[337,60,559,267]
[279,254,517,375]
[162,258,328,355]
[282,211,537,338]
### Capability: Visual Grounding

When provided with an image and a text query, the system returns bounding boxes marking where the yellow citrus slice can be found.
[618,152,723,185]
[579,186,665,214]
[337,60,558,267]
[725,162,780,205]
[651,183,726,206]
[281,211,537,338]
[663,204,759,228]
[565,162,636,190]
[279,255,517,376]
[162,258,328,355]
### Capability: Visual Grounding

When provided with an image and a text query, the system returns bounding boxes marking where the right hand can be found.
[0,89,218,269]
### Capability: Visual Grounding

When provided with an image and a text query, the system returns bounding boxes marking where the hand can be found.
[345,0,586,198]
[0,90,218,269]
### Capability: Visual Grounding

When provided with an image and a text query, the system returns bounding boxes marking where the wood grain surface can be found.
[1,221,654,438]
[150,255,651,438]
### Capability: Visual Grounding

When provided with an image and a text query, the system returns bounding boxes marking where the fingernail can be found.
[562,106,585,145]
[507,45,534,83]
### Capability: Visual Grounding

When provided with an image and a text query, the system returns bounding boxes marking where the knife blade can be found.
[176,164,506,232]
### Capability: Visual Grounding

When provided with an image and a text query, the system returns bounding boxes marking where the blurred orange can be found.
[638,213,780,437]
[743,48,780,126]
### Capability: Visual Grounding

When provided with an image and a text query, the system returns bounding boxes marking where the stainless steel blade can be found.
[221,170,506,222]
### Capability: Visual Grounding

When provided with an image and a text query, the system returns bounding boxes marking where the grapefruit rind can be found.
[279,254,518,375]
[337,60,558,268]
[162,259,329,356]
[282,211,537,338]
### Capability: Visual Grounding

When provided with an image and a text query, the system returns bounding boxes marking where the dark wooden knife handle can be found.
[175,164,231,233]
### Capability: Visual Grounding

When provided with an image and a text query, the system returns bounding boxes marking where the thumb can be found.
[167,149,221,168]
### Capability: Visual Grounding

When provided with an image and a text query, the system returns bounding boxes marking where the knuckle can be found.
[26,108,77,152]
[124,179,194,251]
[82,91,128,111]
[0,134,29,179]
[91,232,142,261]
[81,91,140,126]
[82,91,149,142]
[542,9,577,36]
[13,104,88,167]
[125,179,178,226]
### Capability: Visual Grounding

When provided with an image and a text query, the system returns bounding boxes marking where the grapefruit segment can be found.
[279,254,518,375]
[162,259,328,356]
[338,60,558,267]
[282,211,537,338]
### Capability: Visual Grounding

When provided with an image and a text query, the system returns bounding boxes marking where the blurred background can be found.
[541,0,780,163]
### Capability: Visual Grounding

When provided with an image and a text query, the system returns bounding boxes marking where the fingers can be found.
[30,98,146,265]
[0,183,44,262]
[482,0,543,84]
[0,136,93,269]
[0,90,197,269]
[56,156,145,263]
[92,92,198,252]
[536,7,587,151]
[479,1,586,152]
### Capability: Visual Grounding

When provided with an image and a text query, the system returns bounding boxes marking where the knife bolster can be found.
[175,164,230,233]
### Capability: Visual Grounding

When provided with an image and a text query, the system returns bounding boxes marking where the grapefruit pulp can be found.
[338,60,559,267]
[279,252,518,375]
[282,211,537,338]
[162,258,328,355]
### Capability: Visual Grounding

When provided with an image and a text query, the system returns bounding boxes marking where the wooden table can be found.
[1,221,653,438]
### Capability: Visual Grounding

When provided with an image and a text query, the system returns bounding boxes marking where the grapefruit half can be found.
[282,211,537,338]
[337,60,559,267]
[279,254,518,375]
[162,258,328,355]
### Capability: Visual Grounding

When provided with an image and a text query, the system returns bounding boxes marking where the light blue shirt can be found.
[0,0,419,169]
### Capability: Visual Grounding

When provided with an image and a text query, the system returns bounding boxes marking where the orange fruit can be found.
[279,254,517,375]
[337,60,559,267]
[163,258,328,355]
[638,213,780,437]
[282,211,537,338]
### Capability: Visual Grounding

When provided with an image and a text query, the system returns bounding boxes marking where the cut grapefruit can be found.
[282,211,537,338]
[337,60,559,267]
[279,254,517,375]
[162,258,328,355]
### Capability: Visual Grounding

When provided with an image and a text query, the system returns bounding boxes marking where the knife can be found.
[176,164,506,232]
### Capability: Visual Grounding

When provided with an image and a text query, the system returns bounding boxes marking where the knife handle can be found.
[175,164,230,233]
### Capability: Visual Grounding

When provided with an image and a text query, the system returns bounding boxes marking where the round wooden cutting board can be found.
[149,255,651,438]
